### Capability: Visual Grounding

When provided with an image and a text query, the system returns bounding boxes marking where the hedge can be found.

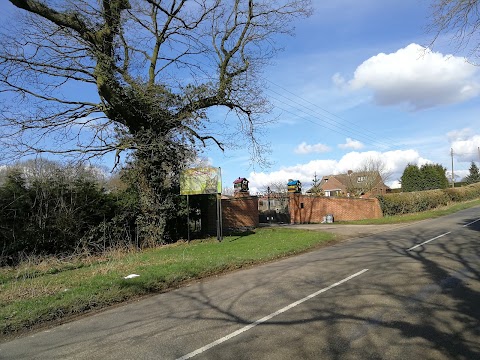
[377,182,480,216]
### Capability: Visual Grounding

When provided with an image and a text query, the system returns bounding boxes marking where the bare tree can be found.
[0,0,312,164]
[260,180,289,210]
[261,180,288,195]
[345,157,391,196]
[222,187,235,196]
[0,0,312,241]
[429,0,480,63]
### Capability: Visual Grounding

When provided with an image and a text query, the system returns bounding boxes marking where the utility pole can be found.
[451,148,455,188]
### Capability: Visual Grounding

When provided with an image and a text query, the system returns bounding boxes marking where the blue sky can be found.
[1,0,479,193]
[208,0,480,193]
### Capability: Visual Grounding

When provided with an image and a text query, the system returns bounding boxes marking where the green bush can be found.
[443,182,480,202]
[0,160,192,266]
[377,182,480,216]
[378,190,449,216]
[0,165,118,265]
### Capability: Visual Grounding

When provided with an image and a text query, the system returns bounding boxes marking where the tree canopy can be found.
[400,163,449,192]
[0,0,312,242]
[429,0,480,63]
[0,0,312,164]
[464,161,480,184]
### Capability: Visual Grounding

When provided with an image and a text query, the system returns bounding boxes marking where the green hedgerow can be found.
[377,182,480,216]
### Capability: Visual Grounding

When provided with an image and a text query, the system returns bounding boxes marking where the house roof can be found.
[308,171,390,193]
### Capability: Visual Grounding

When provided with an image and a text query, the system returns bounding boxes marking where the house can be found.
[307,170,390,197]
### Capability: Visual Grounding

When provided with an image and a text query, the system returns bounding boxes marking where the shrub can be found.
[0,160,191,266]
[443,182,480,202]
[0,166,118,265]
[378,190,449,216]
[378,183,480,216]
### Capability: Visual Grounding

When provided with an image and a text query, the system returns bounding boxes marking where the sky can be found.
[1,0,480,194]
[206,0,480,194]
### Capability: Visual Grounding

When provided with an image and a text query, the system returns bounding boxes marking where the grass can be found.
[2,199,479,338]
[0,228,335,337]
[339,198,480,225]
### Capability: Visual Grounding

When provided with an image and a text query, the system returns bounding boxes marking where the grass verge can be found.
[0,228,335,338]
[339,199,480,225]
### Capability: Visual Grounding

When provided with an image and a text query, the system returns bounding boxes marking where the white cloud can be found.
[249,149,430,192]
[389,180,402,189]
[449,130,480,162]
[447,169,469,182]
[338,138,364,150]
[447,128,475,142]
[334,43,480,110]
[294,142,331,154]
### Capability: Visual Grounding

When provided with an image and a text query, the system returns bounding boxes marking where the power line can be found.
[184,64,403,150]
[271,102,373,143]
[173,63,409,151]
[264,78,402,148]
[266,88,393,149]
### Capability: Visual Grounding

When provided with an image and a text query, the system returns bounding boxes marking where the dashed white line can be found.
[175,269,369,360]
[463,218,480,227]
[407,232,451,251]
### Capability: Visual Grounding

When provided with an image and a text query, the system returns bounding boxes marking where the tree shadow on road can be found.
[161,215,480,359]
[5,213,479,360]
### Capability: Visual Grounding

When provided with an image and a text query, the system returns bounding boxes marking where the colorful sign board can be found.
[180,167,222,195]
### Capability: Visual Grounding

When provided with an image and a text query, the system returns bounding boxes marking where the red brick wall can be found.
[289,194,382,223]
[206,196,259,233]
[222,196,259,230]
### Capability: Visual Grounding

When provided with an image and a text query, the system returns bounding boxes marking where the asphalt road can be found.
[1,207,479,360]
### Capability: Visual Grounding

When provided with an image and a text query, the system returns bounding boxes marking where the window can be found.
[357,176,366,183]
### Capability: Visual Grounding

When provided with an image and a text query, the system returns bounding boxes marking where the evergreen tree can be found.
[421,163,449,190]
[464,162,480,184]
[401,163,449,192]
[401,164,423,192]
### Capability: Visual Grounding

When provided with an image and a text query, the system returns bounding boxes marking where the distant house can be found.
[307,170,390,197]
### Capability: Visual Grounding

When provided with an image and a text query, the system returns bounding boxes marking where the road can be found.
[1,207,479,359]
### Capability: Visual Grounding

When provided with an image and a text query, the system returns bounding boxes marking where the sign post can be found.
[180,167,222,241]
[186,194,190,242]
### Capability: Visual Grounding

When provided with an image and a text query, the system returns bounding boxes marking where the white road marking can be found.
[175,269,369,360]
[463,218,480,227]
[407,232,451,251]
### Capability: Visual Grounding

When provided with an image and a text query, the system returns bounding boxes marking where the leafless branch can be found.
[2,0,312,165]
[429,0,480,63]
